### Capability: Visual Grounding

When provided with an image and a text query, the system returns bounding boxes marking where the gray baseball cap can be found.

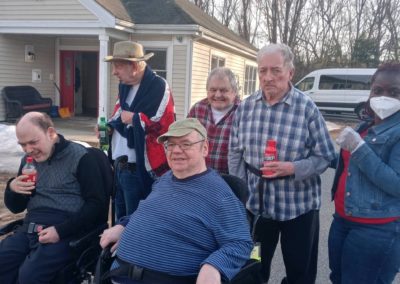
[157,118,207,144]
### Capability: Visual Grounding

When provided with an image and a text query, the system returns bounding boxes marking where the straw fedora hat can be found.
[104,41,154,62]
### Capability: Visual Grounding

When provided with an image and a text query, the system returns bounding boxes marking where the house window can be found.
[211,55,225,70]
[244,65,257,96]
[144,48,167,79]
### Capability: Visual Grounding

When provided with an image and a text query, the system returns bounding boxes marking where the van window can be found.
[296,77,314,91]
[319,75,371,90]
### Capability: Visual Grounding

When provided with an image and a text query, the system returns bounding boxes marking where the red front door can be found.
[60,51,75,114]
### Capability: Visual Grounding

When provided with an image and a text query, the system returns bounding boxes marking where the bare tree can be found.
[192,0,216,18]
[188,0,400,70]
[260,0,308,48]
[219,0,239,27]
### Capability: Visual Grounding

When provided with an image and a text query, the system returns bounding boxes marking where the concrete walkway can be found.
[53,116,98,146]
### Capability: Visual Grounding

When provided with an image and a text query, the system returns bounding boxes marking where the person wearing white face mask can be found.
[328,63,400,284]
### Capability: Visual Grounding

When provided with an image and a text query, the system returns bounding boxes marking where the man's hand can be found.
[121,110,134,125]
[261,161,295,178]
[336,126,364,153]
[196,264,221,284]
[38,226,60,244]
[99,224,125,252]
[10,176,35,195]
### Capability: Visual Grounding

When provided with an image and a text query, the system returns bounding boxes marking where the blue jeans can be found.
[328,214,400,284]
[114,165,145,219]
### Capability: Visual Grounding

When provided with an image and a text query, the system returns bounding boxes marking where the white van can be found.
[295,68,376,116]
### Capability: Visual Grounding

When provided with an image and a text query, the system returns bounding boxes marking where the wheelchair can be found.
[93,173,263,284]
[0,147,114,284]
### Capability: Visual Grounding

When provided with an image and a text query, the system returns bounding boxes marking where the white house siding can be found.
[0,35,55,121]
[171,44,187,120]
[0,0,97,21]
[191,41,210,108]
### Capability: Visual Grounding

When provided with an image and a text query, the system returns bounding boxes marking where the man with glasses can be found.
[188,67,240,174]
[100,118,253,284]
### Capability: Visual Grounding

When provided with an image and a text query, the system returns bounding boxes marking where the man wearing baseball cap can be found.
[103,41,175,219]
[100,118,252,284]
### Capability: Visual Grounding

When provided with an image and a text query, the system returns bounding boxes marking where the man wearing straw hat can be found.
[104,41,175,219]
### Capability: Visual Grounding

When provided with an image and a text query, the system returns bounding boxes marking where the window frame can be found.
[139,41,172,84]
[244,64,258,97]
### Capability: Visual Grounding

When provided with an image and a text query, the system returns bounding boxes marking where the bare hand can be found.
[10,176,35,195]
[261,161,295,178]
[121,111,134,125]
[38,226,60,243]
[196,264,221,284]
[100,224,125,252]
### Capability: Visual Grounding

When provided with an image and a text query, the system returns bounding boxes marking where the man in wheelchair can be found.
[0,112,108,283]
[99,118,253,284]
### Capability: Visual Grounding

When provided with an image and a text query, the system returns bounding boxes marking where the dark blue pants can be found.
[255,210,319,284]
[114,162,145,219]
[0,230,72,284]
[328,215,400,284]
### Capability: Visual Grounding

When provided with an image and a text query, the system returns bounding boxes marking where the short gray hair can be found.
[257,43,294,70]
[206,67,238,94]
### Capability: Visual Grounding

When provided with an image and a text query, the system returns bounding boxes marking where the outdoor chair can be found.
[1,86,52,122]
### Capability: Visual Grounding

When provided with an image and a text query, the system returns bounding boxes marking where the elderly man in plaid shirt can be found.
[229,43,336,284]
[188,67,240,174]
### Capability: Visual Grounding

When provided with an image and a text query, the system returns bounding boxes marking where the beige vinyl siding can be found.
[0,0,97,21]
[0,35,55,121]
[172,45,187,120]
[191,42,210,108]
[108,72,119,117]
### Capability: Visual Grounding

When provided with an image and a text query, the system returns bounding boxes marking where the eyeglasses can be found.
[164,139,205,151]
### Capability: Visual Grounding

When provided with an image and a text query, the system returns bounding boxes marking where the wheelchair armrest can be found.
[94,245,115,284]
[229,258,263,284]
[0,219,23,236]
[69,223,108,250]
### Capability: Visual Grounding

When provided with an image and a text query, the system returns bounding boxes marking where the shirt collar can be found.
[369,111,400,135]
[256,83,294,106]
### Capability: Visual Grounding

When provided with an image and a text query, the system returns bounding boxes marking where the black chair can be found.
[0,147,113,284]
[1,85,53,122]
[94,174,263,284]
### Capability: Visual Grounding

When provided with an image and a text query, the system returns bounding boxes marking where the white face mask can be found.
[369,96,400,120]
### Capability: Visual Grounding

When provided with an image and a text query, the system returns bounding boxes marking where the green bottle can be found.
[98,117,109,151]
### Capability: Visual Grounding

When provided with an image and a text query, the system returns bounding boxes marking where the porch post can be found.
[98,34,110,118]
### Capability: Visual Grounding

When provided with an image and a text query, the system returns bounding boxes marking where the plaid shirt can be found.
[188,97,240,174]
[229,87,335,221]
